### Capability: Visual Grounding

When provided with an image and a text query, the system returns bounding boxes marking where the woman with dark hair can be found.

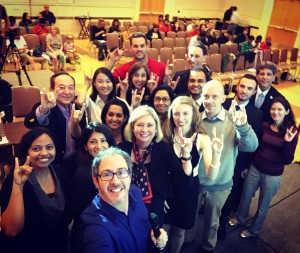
[77,67,116,123]
[101,98,130,145]
[117,62,159,108]
[108,18,121,33]
[19,12,33,32]
[0,127,68,253]
[229,97,298,238]
[68,122,115,252]
[148,85,175,128]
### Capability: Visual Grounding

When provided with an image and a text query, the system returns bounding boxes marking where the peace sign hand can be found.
[231,101,247,127]
[211,127,224,154]
[147,72,159,94]
[177,127,197,156]
[131,87,145,109]
[284,126,298,142]
[40,88,57,114]
[14,156,33,186]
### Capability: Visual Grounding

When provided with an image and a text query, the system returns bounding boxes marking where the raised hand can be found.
[109,47,123,62]
[231,101,247,127]
[211,127,224,154]
[84,68,93,89]
[147,72,159,94]
[39,88,56,114]
[167,75,180,90]
[164,60,173,77]
[14,157,33,186]
[71,103,86,123]
[284,126,298,142]
[131,87,145,108]
[177,127,197,156]
[118,72,129,96]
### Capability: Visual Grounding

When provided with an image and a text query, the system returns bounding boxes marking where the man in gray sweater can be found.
[195,80,259,253]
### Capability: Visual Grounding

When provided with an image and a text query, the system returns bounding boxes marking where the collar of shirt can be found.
[256,86,270,99]
[57,103,71,119]
[95,95,105,107]
[228,97,248,113]
[202,106,226,121]
[190,95,202,106]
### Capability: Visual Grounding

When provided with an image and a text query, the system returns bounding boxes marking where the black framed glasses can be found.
[97,169,131,181]
[154,96,171,103]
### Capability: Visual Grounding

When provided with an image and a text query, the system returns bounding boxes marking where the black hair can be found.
[90,67,116,102]
[148,85,175,109]
[50,71,75,89]
[78,122,115,166]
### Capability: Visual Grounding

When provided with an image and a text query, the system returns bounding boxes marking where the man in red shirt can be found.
[33,18,49,41]
[106,32,166,85]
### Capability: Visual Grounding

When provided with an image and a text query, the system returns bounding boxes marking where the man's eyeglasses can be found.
[154,97,171,103]
[132,32,146,37]
[97,169,131,181]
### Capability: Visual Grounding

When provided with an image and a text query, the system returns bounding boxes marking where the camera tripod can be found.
[0,38,33,86]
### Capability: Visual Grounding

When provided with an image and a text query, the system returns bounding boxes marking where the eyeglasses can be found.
[97,169,131,181]
[132,32,146,38]
[154,97,171,103]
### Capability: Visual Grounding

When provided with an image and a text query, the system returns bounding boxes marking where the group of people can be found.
[0,8,299,253]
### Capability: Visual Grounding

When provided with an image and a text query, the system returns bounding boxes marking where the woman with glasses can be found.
[0,127,68,253]
[101,98,130,145]
[148,85,175,129]
[118,105,185,226]
[68,122,115,252]
[77,67,116,123]
[163,96,224,253]
[117,62,159,109]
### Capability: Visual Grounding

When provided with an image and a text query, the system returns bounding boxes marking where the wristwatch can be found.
[181,155,192,161]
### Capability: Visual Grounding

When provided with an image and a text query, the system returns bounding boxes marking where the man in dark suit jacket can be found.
[249,62,284,122]
[218,74,263,240]
[24,72,86,187]
[169,44,211,95]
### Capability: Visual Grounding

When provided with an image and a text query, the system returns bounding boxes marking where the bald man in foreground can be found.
[187,80,259,253]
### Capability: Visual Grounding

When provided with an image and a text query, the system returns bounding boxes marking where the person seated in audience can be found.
[33,18,49,41]
[170,16,181,33]
[106,32,166,85]
[164,14,170,22]
[74,147,168,252]
[239,35,255,67]
[167,44,211,96]
[6,28,37,71]
[90,18,108,61]
[41,4,56,25]
[63,34,80,65]
[19,12,33,32]
[24,71,86,188]
[229,97,298,238]
[0,127,69,253]
[122,24,134,47]
[68,122,115,253]
[101,98,130,145]
[8,16,17,28]
[77,67,116,123]
[117,62,159,108]
[33,12,50,26]
[148,85,175,129]
[188,29,206,50]
[187,23,200,38]
[260,36,272,51]
[186,19,197,32]
[160,19,172,35]
[216,30,233,45]
[157,14,164,29]
[108,18,121,33]
[46,26,66,72]
[234,27,249,44]
[146,23,162,42]
[252,35,263,68]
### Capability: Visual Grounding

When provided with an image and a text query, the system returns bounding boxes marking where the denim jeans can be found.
[236,164,282,234]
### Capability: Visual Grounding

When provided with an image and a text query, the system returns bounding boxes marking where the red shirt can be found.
[33,24,49,38]
[113,57,166,85]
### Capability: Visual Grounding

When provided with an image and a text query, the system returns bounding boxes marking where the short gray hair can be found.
[91,147,133,177]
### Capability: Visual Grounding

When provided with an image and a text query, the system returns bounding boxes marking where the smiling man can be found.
[76,147,168,253]
[106,32,166,84]
[24,72,86,186]
[249,62,284,122]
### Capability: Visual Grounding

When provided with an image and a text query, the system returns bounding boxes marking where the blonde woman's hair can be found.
[124,105,163,142]
[164,96,205,143]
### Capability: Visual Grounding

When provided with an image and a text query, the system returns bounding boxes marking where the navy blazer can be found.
[249,86,284,122]
[24,103,86,163]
